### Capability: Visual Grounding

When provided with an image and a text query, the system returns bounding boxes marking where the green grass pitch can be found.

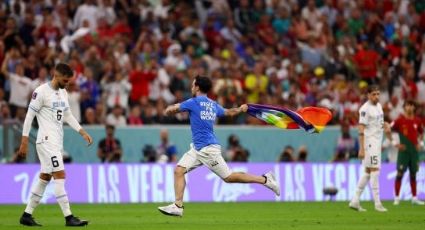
[0,202,424,230]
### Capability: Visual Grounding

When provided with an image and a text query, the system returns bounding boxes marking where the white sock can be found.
[370,171,381,206]
[54,179,72,217]
[353,173,370,203]
[24,179,49,214]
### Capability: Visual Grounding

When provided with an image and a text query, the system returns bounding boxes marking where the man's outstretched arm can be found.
[224,104,248,117]
[164,103,181,116]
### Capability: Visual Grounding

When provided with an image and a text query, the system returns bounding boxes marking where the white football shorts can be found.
[177,144,232,179]
[36,143,65,174]
[362,141,381,169]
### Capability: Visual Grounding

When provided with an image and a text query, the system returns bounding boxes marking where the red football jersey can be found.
[392,115,424,146]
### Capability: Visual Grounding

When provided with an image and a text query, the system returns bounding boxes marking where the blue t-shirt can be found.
[180,95,225,150]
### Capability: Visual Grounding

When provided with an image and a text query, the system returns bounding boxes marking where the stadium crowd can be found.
[1,0,425,128]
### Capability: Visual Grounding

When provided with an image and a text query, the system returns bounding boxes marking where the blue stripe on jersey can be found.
[29,106,39,112]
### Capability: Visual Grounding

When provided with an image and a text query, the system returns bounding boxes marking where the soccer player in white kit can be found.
[349,85,393,212]
[18,63,93,226]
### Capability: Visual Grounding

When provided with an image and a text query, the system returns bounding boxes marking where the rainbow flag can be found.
[247,104,332,133]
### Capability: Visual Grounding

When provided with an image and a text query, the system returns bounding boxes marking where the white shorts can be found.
[36,143,65,174]
[177,144,232,179]
[362,142,381,168]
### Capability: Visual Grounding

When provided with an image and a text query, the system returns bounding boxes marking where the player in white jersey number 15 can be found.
[18,63,93,227]
[349,85,393,212]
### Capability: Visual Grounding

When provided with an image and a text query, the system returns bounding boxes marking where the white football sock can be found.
[54,179,72,217]
[24,179,49,214]
[353,172,370,203]
[370,171,381,206]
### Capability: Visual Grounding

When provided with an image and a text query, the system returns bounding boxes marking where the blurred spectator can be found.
[1,50,32,117]
[106,105,126,126]
[302,0,321,29]
[382,131,400,163]
[67,81,81,122]
[34,13,61,48]
[225,134,249,162]
[333,122,358,162]
[231,147,249,162]
[156,129,177,163]
[416,74,425,106]
[385,95,404,121]
[83,107,97,125]
[79,68,101,112]
[149,64,175,104]
[97,125,122,163]
[94,101,106,124]
[0,88,8,112]
[220,19,242,46]
[214,68,243,109]
[73,0,100,31]
[142,144,156,163]
[129,62,156,105]
[101,71,132,110]
[297,146,309,162]
[245,63,268,103]
[31,66,49,91]
[128,105,143,125]
[234,0,252,32]
[278,145,295,162]
[0,104,12,124]
[353,37,379,85]
[164,44,188,70]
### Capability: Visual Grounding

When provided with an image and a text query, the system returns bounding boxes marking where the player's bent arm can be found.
[383,122,395,145]
[64,109,82,132]
[224,104,248,117]
[19,108,37,157]
[22,108,37,137]
[164,103,181,116]
[358,124,366,158]
[64,109,93,146]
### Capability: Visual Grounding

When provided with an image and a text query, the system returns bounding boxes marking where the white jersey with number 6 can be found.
[29,82,70,150]
[358,101,384,168]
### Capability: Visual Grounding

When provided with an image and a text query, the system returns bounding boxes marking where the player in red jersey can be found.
[391,100,424,205]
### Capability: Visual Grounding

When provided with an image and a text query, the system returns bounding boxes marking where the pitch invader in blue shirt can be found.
[158,76,280,217]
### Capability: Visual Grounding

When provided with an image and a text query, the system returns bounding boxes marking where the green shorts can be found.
[396,146,419,174]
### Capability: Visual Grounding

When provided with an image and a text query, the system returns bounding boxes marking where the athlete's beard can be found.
[371,98,378,105]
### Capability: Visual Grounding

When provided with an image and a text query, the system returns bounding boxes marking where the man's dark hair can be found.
[367,85,379,94]
[404,100,416,108]
[106,125,115,131]
[194,75,212,93]
[55,63,74,77]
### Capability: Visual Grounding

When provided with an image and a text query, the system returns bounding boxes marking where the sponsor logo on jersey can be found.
[53,101,66,108]
[32,92,37,100]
